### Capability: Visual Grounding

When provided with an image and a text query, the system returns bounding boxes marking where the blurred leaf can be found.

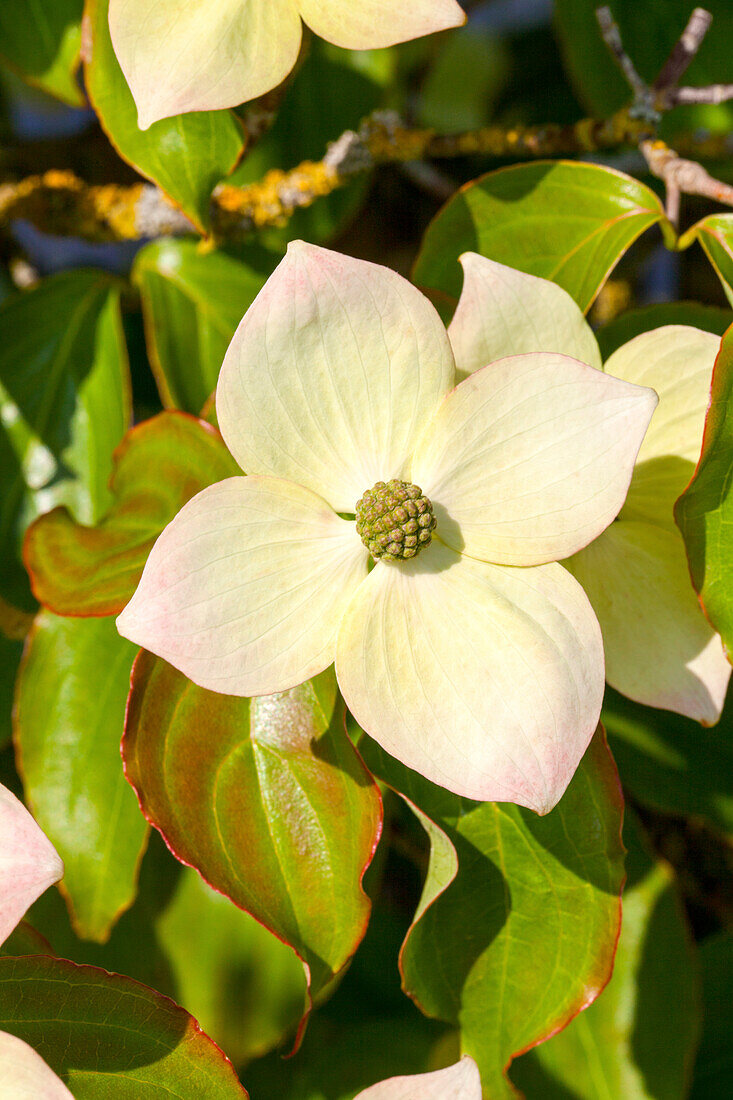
[25,411,239,616]
[603,685,733,838]
[132,240,267,413]
[554,0,733,136]
[123,656,382,1035]
[84,0,244,233]
[0,0,84,106]
[0,632,23,750]
[0,955,249,1097]
[690,932,733,1098]
[0,270,130,612]
[675,324,733,655]
[418,25,508,132]
[155,867,307,1067]
[229,39,390,247]
[511,811,701,1098]
[413,161,667,312]
[14,612,146,942]
[597,302,733,360]
[360,729,625,1099]
[686,214,733,308]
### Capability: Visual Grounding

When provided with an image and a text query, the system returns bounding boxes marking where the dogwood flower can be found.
[117,242,656,813]
[109,0,466,129]
[354,1055,481,1098]
[446,251,730,722]
[0,783,69,1098]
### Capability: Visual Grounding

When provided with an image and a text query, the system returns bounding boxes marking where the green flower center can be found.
[355,479,437,562]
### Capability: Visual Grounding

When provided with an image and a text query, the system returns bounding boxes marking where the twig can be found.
[641,138,733,225]
[595,6,648,103]
[653,7,712,92]
[670,83,733,106]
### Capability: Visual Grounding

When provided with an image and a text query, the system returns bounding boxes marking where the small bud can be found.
[355,479,437,562]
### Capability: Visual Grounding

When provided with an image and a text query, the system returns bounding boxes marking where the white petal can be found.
[117,476,369,696]
[337,542,604,814]
[567,520,730,723]
[0,1033,73,1100]
[216,242,455,514]
[298,0,465,49]
[0,785,63,946]
[354,1056,481,1099]
[449,253,602,381]
[605,326,718,527]
[109,0,302,128]
[411,353,658,566]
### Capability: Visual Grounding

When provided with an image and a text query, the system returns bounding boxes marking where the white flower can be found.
[117,242,656,813]
[108,0,466,129]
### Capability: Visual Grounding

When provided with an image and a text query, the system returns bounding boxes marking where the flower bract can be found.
[354,1055,481,1098]
[117,242,657,813]
[108,0,466,129]
[450,254,731,724]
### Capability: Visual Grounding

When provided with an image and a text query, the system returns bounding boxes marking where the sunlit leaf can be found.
[132,240,268,413]
[687,214,733,308]
[0,270,130,612]
[360,729,625,1099]
[0,955,250,1097]
[413,161,667,312]
[14,612,147,942]
[511,812,701,1098]
[123,655,382,1036]
[25,412,239,617]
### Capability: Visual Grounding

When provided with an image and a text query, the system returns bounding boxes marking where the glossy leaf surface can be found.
[688,214,733,307]
[511,813,701,1099]
[0,955,249,1098]
[84,0,244,232]
[0,270,129,612]
[413,161,666,311]
[123,655,382,1018]
[25,412,239,617]
[133,239,267,413]
[0,0,84,105]
[14,612,146,942]
[676,324,733,655]
[603,686,733,838]
[360,729,625,1098]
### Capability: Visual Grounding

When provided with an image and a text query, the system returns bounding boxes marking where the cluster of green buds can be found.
[355,479,437,561]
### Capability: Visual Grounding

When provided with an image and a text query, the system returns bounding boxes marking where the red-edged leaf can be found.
[24,411,239,617]
[122,654,382,1042]
[0,954,249,1097]
[360,728,625,1099]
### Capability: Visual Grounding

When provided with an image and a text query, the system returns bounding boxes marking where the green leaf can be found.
[675,324,733,654]
[555,1,733,136]
[413,161,667,312]
[0,0,84,106]
[0,631,23,750]
[511,812,701,1098]
[418,25,508,132]
[602,686,733,838]
[691,932,733,1098]
[596,302,733,360]
[84,0,244,233]
[0,955,249,1098]
[229,39,389,246]
[24,411,239,617]
[0,270,130,612]
[132,240,267,413]
[155,865,307,1066]
[686,214,733,308]
[359,729,625,1099]
[122,655,382,1027]
[14,612,147,942]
